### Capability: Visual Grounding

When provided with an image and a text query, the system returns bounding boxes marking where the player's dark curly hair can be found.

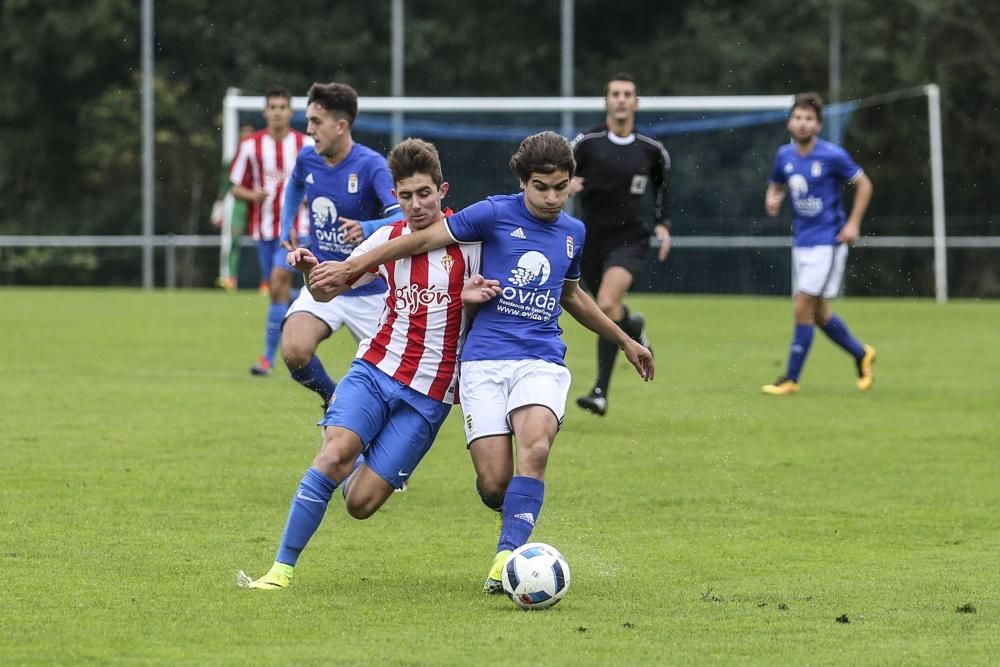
[388,138,443,187]
[792,92,824,122]
[509,131,576,181]
[307,82,359,127]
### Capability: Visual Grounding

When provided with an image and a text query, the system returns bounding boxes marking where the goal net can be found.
[221,89,948,298]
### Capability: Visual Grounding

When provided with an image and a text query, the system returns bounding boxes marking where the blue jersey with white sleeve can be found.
[286,143,400,296]
[445,193,586,365]
[768,138,863,247]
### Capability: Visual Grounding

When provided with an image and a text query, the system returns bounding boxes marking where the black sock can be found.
[620,307,644,342]
[594,308,631,397]
[595,336,618,396]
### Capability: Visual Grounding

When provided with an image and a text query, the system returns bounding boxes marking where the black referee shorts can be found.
[581,227,649,294]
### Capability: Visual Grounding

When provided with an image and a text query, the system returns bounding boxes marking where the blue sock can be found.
[498,476,544,553]
[263,302,288,364]
[820,313,865,359]
[276,467,337,566]
[786,324,815,382]
[290,355,337,403]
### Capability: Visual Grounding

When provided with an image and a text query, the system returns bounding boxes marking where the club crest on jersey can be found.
[347,173,359,194]
[441,253,454,272]
[566,235,574,258]
[811,161,823,177]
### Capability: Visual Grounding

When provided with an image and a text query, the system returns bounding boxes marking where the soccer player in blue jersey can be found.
[277,82,403,406]
[762,92,876,395]
[310,131,655,594]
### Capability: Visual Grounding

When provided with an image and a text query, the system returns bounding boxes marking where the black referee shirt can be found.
[570,124,671,233]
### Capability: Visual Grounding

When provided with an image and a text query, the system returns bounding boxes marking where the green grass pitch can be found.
[2,288,997,665]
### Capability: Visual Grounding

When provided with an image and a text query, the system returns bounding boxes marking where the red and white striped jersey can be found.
[349,218,482,404]
[229,129,313,241]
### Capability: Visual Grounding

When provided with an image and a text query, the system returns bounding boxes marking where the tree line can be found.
[1,0,997,294]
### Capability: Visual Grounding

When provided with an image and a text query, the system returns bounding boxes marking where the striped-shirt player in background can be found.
[238,138,499,590]
[229,84,313,376]
[761,92,876,396]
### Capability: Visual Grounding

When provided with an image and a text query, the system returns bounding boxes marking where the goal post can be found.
[221,88,948,300]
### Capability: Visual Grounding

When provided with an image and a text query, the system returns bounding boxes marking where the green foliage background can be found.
[1,1,999,291]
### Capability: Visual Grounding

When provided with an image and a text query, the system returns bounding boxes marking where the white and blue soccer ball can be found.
[501,542,571,610]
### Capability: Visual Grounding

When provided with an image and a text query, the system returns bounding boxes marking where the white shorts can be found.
[792,244,848,299]
[285,289,386,342]
[459,359,572,445]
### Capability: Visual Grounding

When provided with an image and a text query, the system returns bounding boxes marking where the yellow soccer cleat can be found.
[856,345,877,391]
[483,549,512,595]
[762,376,800,395]
[236,562,294,590]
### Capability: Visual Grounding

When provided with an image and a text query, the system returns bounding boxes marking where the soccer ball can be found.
[501,542,571,610]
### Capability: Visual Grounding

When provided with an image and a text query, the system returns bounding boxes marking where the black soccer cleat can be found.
[576,388,608,416]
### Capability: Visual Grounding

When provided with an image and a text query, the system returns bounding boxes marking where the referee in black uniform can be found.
[570,72,671,416]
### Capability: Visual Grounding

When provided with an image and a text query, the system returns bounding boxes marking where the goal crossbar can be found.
[221,87,948,301]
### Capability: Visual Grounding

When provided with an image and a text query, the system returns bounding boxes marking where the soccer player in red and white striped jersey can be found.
[347,209,478,404]
[229,85,313,375]
[239,139,499,590]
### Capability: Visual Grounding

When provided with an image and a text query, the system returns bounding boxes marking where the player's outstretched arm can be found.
[560,281,655,381]
[309,219,453,291]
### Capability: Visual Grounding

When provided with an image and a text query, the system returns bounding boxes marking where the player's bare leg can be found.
[342,464,395,520]
[469,434,517,593]
[480,407,558,594]
[281,313,337,408]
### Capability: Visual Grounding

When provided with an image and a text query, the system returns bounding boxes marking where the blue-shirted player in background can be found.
[278,82,402,406]
[310,131,655,594]
[763,92,876,395]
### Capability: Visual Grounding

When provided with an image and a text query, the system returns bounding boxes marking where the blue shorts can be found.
[321,359,452,489]
[256,239,296,280]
